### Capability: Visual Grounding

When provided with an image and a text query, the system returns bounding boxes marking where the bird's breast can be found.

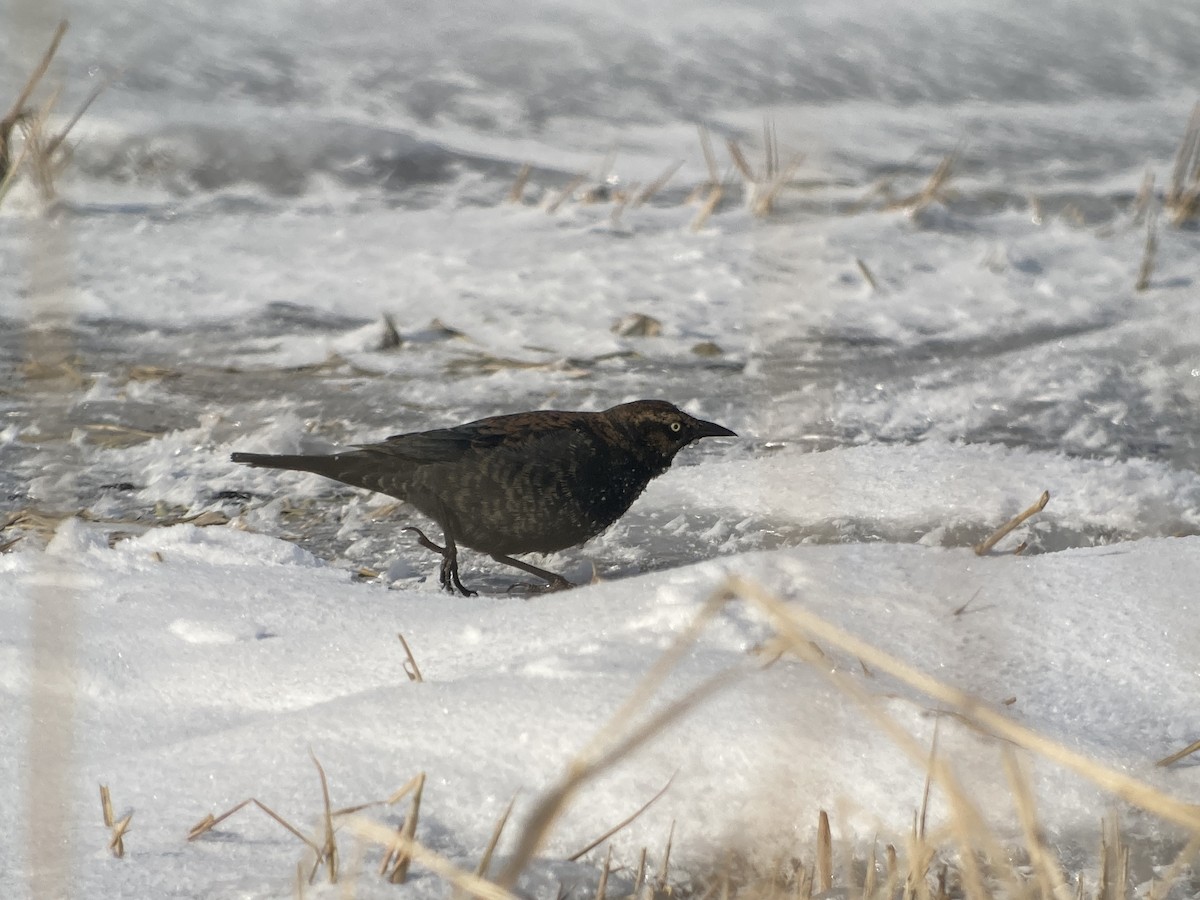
[410,443,657,555]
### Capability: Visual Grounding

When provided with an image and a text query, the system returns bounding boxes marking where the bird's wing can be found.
[362,423,504,463]
[365,412,595,465]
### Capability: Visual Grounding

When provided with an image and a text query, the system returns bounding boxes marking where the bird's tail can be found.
[231,451,343,477]
[231,449,411,498]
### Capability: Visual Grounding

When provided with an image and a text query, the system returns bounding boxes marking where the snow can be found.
[5,0,1200,895]
[4,444,1200,897]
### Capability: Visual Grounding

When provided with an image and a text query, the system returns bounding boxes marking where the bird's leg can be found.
[403,526,477,597]
[490,553,574,592]
[404,525,444,555]
[441,532,476,597]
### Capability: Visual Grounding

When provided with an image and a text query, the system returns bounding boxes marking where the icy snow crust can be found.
[3,522,1199,897]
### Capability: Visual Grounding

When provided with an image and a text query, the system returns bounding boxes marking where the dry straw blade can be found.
[99,784,133,858]
[567,773,676,861]
[397,632,425,683]
[1156,739,1200,768]
[0,19,67,175]
[381,772,425,883]
[475,794,517,878]
[727,575,1200,835]
[347,816,522,900]
[1167,102,1200,225]
[974,490,1049,555]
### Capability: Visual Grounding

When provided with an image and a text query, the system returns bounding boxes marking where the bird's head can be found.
[605,399,737,469]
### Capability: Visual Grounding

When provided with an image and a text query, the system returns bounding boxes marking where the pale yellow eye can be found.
[669,421,682,433]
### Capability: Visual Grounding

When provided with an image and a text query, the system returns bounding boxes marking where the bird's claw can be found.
[408,525,476,596]
[439,557,477,597]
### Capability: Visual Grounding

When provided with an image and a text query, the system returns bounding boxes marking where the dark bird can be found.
[231,399,736,595]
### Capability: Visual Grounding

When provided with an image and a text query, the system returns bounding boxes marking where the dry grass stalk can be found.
[310,751,338,884]
[494,589,745,890]
[595,845,613,900]
[1029,195,1044,225]
[347,816,521,900]
[632,847,648,900]
[376,773,426,809]
[848,179,896,215]
[610,182,636,226]
[1135,199,1158,292]
[952,588,982,617]
[856,258,880,293]
[884,844,899,896]
[475,794,517,878]
[0,132,33,204]
[1002,749,1069,900]
[726,139,755,183]
[1132,170,1155,225]
[397,633,424,683]
[656,820,676,893]
[973,490,1049,556]
[816,810,833,894]
[42,69,110,163]
[568,772,676,861]
[4,25,109,205]
[726,120,804,216]
[918,719,939,842]
[1156,738,1200,768]
[690,185,723,231]
[508,163,532,203]
[634,160,683,206]
[379,313,402,350]
[1166,103,1200,226]
[497,665,737,890]
[697,125,720,188]
[1,507,79,544]
[188,798,320,852]
[83,421,161,441]
[18,353,86,385]
[1147,831,1200,900]
[0,19,67,184]
[381,771,425,883]
[189,761,429,884]
[445,351,589,378]
[100,784,132,858]
[545,172,588,213]
[1098,816,1128,900]
[890,148,960,214]
[728,575,1200,835]
[763,118,779,180]
[862,839,878,900]
[368,500,405,520]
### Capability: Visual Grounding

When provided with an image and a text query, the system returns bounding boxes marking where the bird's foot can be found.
[440,555,477,597]
[406,526,476,596]
[490,553,574,594]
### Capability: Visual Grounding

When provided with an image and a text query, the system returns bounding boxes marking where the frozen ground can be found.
[3,471,1200,897]
[4,0,1200,897]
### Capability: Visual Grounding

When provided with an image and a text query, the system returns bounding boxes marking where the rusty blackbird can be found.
[232,399,736,594]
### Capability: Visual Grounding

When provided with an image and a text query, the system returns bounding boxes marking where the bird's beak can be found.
[693,418,737,439]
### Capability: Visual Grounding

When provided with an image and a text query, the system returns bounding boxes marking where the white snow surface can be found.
[4,0,1200,896]
[4,447,1200,897]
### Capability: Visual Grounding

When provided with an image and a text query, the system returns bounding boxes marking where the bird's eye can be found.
[669,421,682,433]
